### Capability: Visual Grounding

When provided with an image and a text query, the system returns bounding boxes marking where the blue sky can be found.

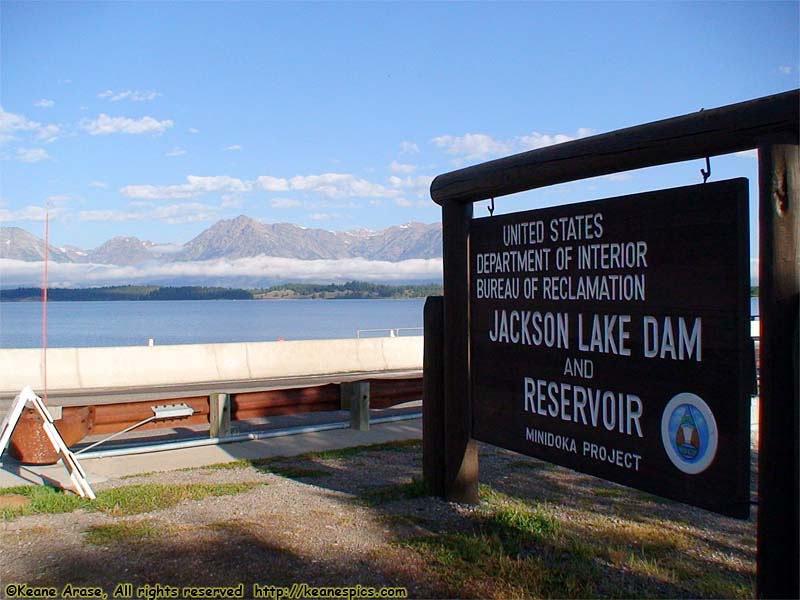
[1,1,798,266]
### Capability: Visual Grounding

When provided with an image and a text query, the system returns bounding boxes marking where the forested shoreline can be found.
[0,282,443,302]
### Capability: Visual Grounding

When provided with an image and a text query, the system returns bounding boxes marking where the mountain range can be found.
[0,216,443,266]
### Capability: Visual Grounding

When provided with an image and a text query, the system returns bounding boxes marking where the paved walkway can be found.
[0,418,422,490]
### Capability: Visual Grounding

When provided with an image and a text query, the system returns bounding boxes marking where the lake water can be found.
[0,297,760,349]
[0,299,427,349]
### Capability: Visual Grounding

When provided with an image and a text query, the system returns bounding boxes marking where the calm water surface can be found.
[0,297,759,349]
[0,299,426,348]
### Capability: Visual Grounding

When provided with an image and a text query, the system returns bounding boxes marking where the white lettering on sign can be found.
[475,248,551,274]
[577,313,632,356]
[582,441,642,471]
[488,310,569,348]
[525,427,578,453]
[577,241,648,270]
[563,358,594,379]
[503,221,546,246]
[549,213,604,242]
[643,316,702,361]
[523,376,644,437]
[541,274,646,301]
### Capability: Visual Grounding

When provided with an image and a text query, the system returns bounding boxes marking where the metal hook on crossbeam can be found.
[701,156,712,183]
[488,197,495,216]
[697,107,711,183]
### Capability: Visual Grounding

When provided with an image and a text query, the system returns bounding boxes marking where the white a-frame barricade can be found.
[0,386,95,499]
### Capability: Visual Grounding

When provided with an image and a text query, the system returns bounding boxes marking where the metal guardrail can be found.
[356,327,424,338]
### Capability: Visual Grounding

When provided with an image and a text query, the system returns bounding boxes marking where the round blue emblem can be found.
[661,393,718,474]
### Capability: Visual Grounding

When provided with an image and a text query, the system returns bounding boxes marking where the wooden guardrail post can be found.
[341,381,370,431]
[757,140,799,599]
[209,393,231,438]
[423,295,446,497]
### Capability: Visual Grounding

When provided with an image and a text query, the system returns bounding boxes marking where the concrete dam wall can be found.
[0,336,424,396]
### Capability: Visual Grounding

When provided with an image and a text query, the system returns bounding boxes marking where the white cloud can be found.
[432,133,511,161]
[400,140,419,154]
[257,176,291,192]
[34,99,55,108]
[736,149,758,159]
[36,124,61,143]
[433,128,594,163]
[389,174,435,199]
[165,148,187,157]
[121,175,252,200]
[224,144,242,151]
[124,172,402,204]
[258,173,398,199]
[0,205,54,222]
[270,198,302,208]
[0,256,443,286]
[0,106,60,144]
[83,113,173,135]
[150,202,220,224]
[309,201,360,209]
[394,198,413,208]
[78,209,141,222]
[518,128,593,151]
[390,161,417,174]
[779,66,793,75]
[79,202,220,224]
[0,109,40,139]
[188,128,199,134]
[289,173,399,199]
[90,181,109,189]
[309,213,340,221]
[98,89,161,102]
[15,148,52,163]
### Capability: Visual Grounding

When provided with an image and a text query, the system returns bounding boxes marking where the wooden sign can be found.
[469,178,751,518]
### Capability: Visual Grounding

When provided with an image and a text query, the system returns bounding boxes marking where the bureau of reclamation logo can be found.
[661,392,718,474]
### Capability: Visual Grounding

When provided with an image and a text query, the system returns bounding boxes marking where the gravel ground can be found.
[0,441,756,599]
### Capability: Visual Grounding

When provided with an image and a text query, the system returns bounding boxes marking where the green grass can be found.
[359,478,429,506]
[84,520,160,545]
[300,439,421,460]
[93,482,263,516]
[404,484,753,599]
[0,482,264,520]
[0,485,86,519]
[195,439,422,472]
[405,486,590,598]
[195,459,328,479]
[263,465,329,480]
[591,486,627,498]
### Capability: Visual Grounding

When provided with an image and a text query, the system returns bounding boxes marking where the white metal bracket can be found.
[0,386,96,499]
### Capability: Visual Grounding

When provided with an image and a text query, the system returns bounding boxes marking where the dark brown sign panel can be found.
[470,179,750,518]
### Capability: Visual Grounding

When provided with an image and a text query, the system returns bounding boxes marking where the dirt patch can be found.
[0,441,756,598]
[0,494,30,509]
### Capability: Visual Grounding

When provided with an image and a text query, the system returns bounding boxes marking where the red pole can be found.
[41,211,49,405]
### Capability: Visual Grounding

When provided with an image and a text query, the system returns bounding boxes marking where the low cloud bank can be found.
[0,256,443,288]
